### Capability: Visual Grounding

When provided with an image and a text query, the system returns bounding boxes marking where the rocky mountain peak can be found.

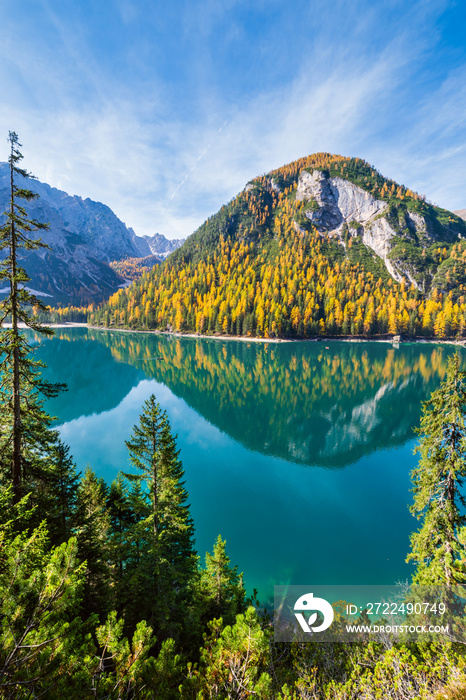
[296,169,388,232]
[142,233,185,259]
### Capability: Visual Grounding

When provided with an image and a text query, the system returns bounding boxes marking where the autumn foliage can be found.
[91,154,466,339]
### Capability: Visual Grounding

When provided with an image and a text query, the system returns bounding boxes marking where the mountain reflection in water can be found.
[36,329,461,469]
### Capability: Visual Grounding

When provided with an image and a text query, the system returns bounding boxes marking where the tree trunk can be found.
[10,156,21,504]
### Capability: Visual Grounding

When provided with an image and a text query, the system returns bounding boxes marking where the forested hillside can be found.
[109,254,162,280]
[91,153,466,338]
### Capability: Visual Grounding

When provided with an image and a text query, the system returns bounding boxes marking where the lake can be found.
[35,328,463,605]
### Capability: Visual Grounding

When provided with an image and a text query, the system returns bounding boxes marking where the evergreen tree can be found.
[41,439,80,547]
[0,487,171,699]
[109,475,152,629]
[184,607,272,699]
[125,395,197,642]
[75,467,111,620]
[107,474,136,610]
[0,131,65,503]
[199,534,246,627]
[407,352,466,587]
[156,418,197,591]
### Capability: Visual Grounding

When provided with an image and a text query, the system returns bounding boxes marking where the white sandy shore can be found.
[86,325,466,347]
[3,321,466,346]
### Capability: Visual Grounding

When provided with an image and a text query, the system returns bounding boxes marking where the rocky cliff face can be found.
[0,163,152,303]
[295,169,449,289]
[297,170,388,226]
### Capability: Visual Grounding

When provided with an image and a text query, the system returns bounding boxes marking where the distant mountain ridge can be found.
[92,153,466,339]
[454,209,466,221]
[0,163,153,304]
[142,233,185,259]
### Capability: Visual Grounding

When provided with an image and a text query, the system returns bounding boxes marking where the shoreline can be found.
[85,325,466,347]
[2,322,88,329]
[5,321,466,347]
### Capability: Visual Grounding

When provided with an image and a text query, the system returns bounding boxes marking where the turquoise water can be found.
[36,329,463,604]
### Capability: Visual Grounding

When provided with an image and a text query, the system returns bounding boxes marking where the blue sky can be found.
[0,0,465,239]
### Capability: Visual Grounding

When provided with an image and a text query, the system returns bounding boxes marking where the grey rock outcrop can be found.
[297,169,388,233]
[296,169,433,286]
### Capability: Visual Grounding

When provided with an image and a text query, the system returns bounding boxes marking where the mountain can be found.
[142,233,185,259]
[0,163,152,304]
[454,209,466,221]
[92,153,466,338]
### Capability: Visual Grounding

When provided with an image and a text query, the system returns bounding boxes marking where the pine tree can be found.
[407,353,466,587]
[75,467,111,620]
[107,474,135,604]
[199,534,246,627]
[0,131,65,503]
[184,607,272,699]
[43,439,80,547]
[108,475,152,628]
[125,395,197,641]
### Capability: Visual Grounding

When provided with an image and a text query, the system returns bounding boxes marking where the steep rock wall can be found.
[296,169,429,286]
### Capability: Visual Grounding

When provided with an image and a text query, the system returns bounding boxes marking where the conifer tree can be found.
[107,474,135,603]
[185,607,272,699]
[407,352,466,587]
[199,534,246,627]
[0,131,65,503]
[44,439,80,547]
[75,467,111,620]
[125,395,197,641]
[108,475,151,626]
